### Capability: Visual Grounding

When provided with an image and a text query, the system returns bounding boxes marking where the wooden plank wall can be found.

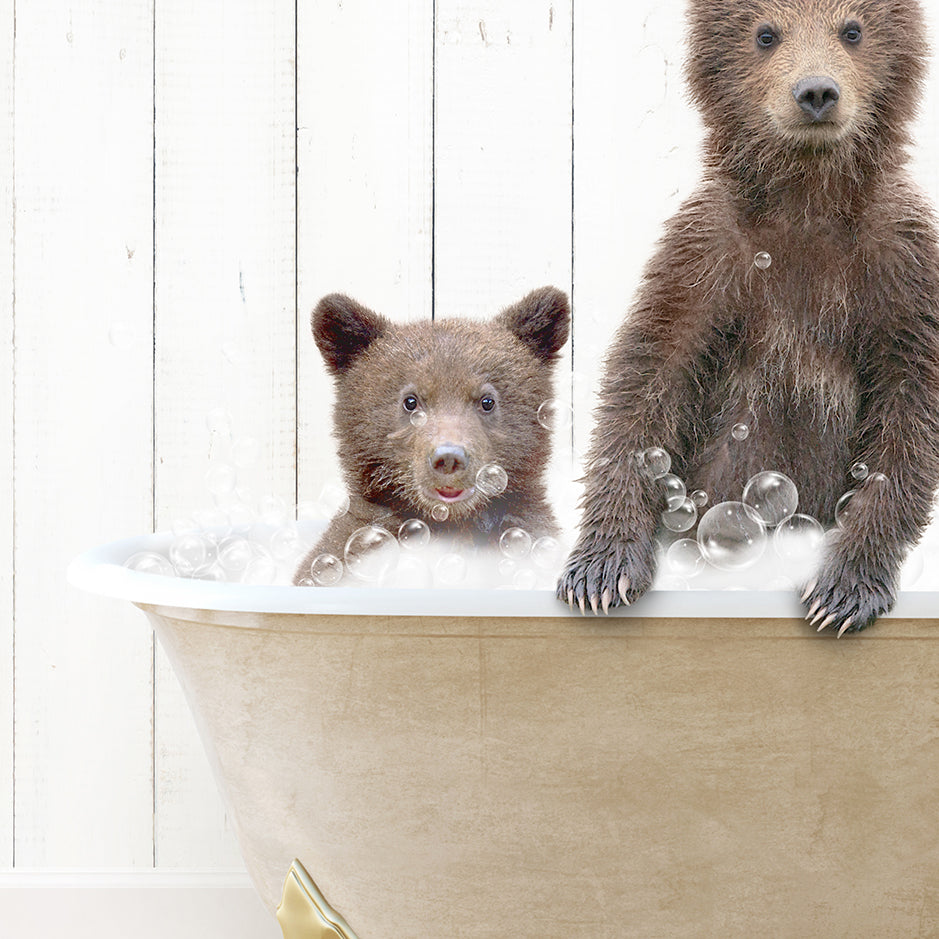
[1,0,938,891]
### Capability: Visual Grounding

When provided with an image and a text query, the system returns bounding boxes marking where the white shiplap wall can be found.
[3,1,939,935]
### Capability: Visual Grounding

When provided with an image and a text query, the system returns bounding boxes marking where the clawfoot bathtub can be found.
[70,531,939,938]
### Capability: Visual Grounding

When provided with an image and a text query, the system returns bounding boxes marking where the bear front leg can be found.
[556,456,659,613]
[804,363,939,634]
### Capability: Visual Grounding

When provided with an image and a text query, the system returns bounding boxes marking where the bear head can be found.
[685,0,928,178]
[312,287,570,524]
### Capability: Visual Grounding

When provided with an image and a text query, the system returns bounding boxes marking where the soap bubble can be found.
[731,423,750,441]
[868,472,888,487]
[697,501,767,571]
[310,553,343,586]
[656,473,687,510]
[665,538,705,576]
[531,535,562,569]
[431,504,450,522]
[205,408,232,437]
[125,551,175,577]
[270,525,303,561]
[317,482,350,519]
[410,410,428,427]
[661,497,697,532]
[243,554,278,585]
[476,463,509,496]
[773,514,824,560]
[344,526,399,582]
[753,251,772,270]
[169,532,210,576]
[435,553,468,586]
[205,463,238,498]
[398,518,431,550]
[513,568,538,590]
[500,527,532,560]
[217,537,254,575]
[742,471,798,527]
[537,399,573,432]
[850,462,869,481]
[639,447,671,477]
[690,489,709,508]
[835,490,857,528]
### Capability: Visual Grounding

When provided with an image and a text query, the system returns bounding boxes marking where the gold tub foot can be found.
[277,859,360,939]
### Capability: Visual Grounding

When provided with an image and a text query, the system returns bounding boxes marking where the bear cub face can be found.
[295,287,570,585]
[688,0,926,167]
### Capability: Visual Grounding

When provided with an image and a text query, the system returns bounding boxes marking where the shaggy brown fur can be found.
[295,287,570,584]
[558,0,939,633]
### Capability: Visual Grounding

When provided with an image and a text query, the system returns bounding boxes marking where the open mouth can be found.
[433,486,475,504]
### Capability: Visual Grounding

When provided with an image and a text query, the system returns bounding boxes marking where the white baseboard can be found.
[0,871,282,939]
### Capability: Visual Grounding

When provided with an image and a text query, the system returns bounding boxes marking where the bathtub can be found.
[69,529,939,938]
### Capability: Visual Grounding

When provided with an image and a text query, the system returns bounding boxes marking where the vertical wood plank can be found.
[571,0,700,462]
[433,1,573,315]
[12,2,155,867]
[296,0,434,509]
[0,0,14,870]
[154,0,297,868]
[433,0,575,528]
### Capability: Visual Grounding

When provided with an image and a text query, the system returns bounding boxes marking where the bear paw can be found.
[556,534,656,615]
[801,560,896,636]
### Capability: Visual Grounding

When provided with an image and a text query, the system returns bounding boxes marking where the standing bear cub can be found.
[295,287,570,585]
[559,0,939,633]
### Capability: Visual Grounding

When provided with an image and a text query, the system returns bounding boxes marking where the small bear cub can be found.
[294,287,570,586]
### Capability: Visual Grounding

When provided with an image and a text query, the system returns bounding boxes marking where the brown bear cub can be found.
[559,0,939,633]
[294,287,570,585]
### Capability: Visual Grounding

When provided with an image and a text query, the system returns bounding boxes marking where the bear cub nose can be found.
[793,76,841,120]
[430,444,467,476]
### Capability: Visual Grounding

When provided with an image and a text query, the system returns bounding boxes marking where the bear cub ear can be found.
[497,286,571,363]
[312,294,390,375]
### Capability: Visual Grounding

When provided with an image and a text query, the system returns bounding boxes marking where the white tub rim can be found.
[66,530,939,620]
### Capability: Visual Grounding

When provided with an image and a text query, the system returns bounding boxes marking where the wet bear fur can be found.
[558,0,939,633]
[295,287,570,584]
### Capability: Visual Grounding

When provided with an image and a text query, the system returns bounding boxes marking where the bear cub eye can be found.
[403,394,420,412]
[755,25,778,49]
[479,394,496,413]
[841,21,862,45]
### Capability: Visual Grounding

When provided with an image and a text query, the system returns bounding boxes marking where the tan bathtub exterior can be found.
[141,602,939,939]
